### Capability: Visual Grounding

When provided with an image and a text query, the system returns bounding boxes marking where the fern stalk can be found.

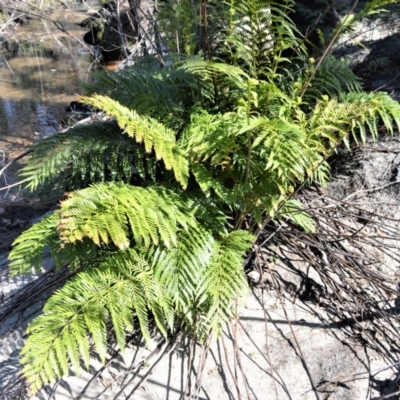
[299,0,358,98]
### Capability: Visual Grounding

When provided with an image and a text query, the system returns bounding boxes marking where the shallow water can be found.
[0,1,101,162]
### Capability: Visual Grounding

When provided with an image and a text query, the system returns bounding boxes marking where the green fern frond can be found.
[178,58,249,90]
[182,110,240,165]
[202,230,254,335]
[189,162,234,203]
[182,100,327,218]
[58,183,200,249]
[8,210,111,275]
[20,248,167,393]
[308,92,400,147]
[80,66,197,129]
[226,0,302,77]
[184,193,229,235]
[153,227,214,324]
[80,95,189,187]
[344,91,400,140]
[301,56,362,103]
[19,121,159,199]
[251,118,314,182]
[9,212,60,275]
[256,80,297,117]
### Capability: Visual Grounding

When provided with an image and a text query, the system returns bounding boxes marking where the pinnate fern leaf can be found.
[9,212,60,275]
[19,121,157,198]
[58,183,199,249]
[301,56,362,103]
[80,95,189,187]
[9,212,100,275]
[153,227,214,324]
[20,249,167,393]
[178,58,249,90]
[308,92,400,149]
[80,65,196,127]
[202,230,254,335]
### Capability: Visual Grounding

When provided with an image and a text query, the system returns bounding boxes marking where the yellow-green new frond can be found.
[20,249,166,394]
[58,183,199,249]
[308,92,400,147]
[183,110,241,166]
[343,91,400,141]
[183,108,325,210]
[253,117,319,183]
[80,95,189,188]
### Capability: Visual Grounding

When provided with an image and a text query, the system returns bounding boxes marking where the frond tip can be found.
[80,95,189,188]
[9,213,59,275]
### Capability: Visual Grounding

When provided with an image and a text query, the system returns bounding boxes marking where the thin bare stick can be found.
[0,150,32,179]
[0,179,29,191]
[237,318,294,400]
[221,334,242,399]
[191,333,213,400]
[256,248,279,398]
[343,181,400,201]
[184,336,196,399]
[232,302,252,400]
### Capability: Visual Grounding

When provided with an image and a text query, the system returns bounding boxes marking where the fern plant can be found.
[9,0,400,393]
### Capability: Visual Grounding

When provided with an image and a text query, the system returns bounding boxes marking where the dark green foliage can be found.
[80,64,197,130]
[294,55,362,104]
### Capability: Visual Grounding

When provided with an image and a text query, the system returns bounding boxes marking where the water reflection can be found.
[0,1,101,159]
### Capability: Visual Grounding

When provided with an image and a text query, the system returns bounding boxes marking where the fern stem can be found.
[299,0,359,98]
[244,76,255,185]
[291,1,335,58]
